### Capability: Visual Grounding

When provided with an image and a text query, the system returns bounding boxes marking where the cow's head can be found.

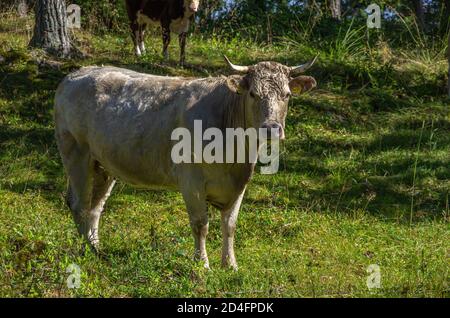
[225,56,317,141]
[184,0,200,14]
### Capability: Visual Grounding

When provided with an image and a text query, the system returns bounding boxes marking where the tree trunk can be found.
[329,0,341,21]
[448,32,450,98]
[412,0,425,31]
[441,0,450,36]
[29,0,73,57]
[267,14,272,45]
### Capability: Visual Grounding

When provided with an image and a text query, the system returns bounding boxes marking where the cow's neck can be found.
[223,90,248,131]
[221,83,256,187]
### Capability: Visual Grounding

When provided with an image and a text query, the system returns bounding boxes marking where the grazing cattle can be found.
[54,57,317,270]
[125,0,200,65]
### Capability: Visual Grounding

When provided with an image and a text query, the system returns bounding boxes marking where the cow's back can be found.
[54,66,190,188]
[125,0,173,21]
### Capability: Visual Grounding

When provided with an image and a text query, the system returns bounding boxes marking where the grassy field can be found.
[0,13,449,297]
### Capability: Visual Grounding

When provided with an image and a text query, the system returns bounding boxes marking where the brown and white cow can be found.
[125,0,200,65]
[54,57,317,270]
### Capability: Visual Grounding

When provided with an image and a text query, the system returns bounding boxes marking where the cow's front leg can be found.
[130,22,141,56]
[139,24,146,55]
[221,189,246,271]
[178,32,187,66]
[191,212,209,269]
[181,187,210,269]
[162,27,171,60]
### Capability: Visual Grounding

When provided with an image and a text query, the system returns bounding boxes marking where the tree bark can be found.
[29,0,73,57]
[441,0,450,35]
[329,0,341,21]
[448,32,450,98]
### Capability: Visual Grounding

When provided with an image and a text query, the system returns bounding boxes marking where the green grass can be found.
[0,15,449,297]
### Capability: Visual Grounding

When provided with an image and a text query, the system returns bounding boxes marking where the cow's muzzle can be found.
[261,122,285,141]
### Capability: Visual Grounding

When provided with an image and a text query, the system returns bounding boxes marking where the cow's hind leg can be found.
[221,189,246,271]
[67,159,115,250]
[59,134,96,246]
[179,32,187,67]
[57,131,114,250]
[162,27,171,60]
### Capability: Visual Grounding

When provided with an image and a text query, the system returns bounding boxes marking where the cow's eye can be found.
[284,92,292,99]
[249,91,256,98]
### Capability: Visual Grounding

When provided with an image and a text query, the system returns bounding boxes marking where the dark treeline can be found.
[1,0,449,43]
[198,0,449,43]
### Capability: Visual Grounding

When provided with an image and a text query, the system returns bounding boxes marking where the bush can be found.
[71,0,129,34]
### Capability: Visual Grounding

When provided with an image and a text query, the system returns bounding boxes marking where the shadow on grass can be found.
[0,124,65,204]
[272,105,450,221]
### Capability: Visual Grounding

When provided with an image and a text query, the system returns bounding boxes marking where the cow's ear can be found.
[289,76,317,95]
[227,76,248,95]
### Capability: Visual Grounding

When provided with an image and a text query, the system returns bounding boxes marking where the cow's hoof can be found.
[90,242,101,253]
[222,262,238,272]
[94,247,108,259]
[81,239,100,255]
[80,241,99,256]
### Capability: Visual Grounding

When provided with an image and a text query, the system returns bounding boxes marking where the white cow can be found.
[54,57,317,270]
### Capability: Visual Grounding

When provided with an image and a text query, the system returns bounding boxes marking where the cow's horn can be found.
[290,55,318,74]
[224,55,249,73]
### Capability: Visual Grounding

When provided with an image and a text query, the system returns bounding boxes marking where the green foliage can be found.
[71,0,129,34]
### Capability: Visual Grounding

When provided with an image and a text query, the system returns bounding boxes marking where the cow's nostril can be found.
[273,124,285,140]
[261,123,284,140]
